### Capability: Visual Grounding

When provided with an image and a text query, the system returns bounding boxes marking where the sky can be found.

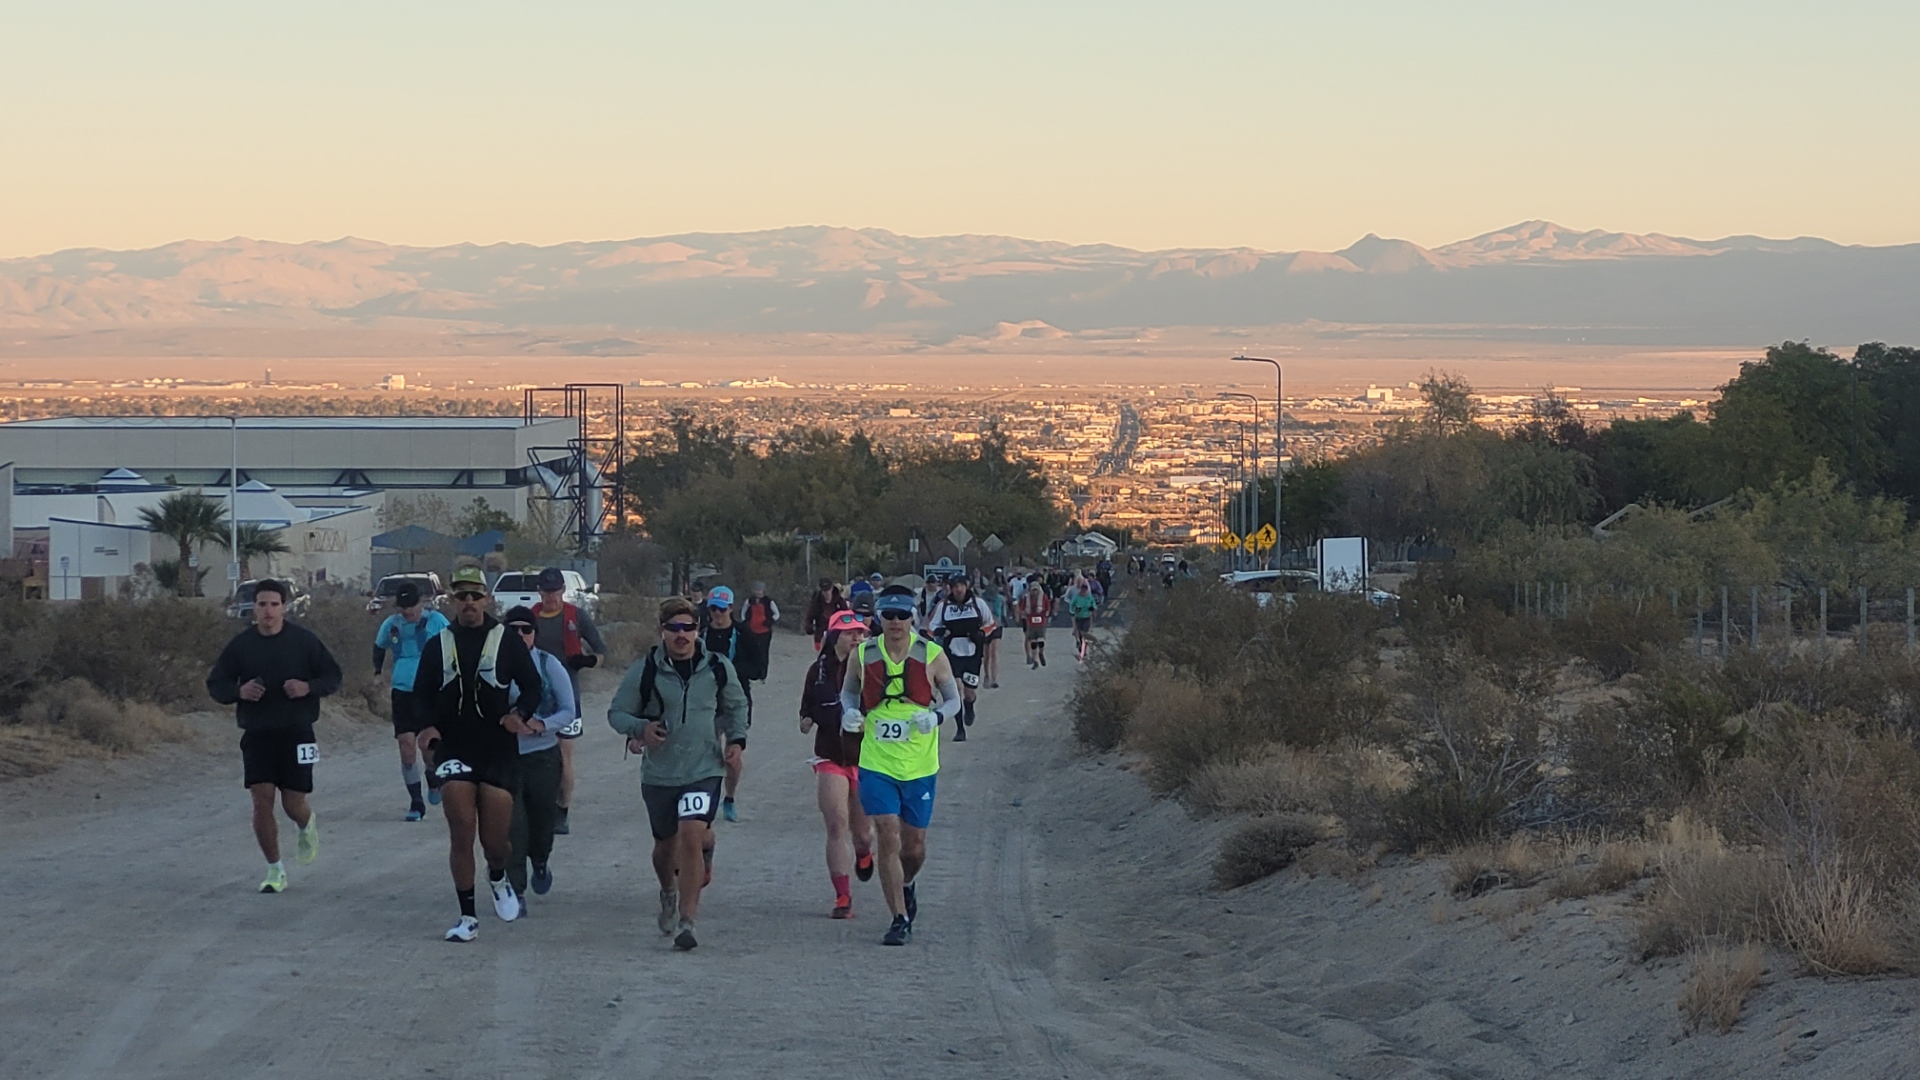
[3,1,1917,258]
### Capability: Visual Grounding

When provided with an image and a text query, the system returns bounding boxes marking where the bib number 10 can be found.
[876,720,910,743]
[677,791,711,818]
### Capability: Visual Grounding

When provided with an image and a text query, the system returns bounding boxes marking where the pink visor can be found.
[827,610,868,633]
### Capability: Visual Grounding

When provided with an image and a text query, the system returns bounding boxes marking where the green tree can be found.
[138,492,230,597]
[1418,370,1479,435]
[216,522,291,581]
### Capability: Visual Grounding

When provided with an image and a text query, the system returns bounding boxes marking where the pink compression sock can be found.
[831,873,851,900]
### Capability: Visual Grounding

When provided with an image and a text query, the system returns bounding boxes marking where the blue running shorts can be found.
[857,768,937,829]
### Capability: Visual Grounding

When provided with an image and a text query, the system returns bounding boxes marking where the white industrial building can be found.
[0,416,584,598]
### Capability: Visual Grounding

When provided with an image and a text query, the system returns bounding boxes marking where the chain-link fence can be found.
[1511,581,1919,658]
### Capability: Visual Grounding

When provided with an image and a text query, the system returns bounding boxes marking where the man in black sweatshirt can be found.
[411,566,544,942]
[206,579,343,894]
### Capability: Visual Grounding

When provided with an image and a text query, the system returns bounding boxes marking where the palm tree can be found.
[217,522,291,581]
[138,492,229,597]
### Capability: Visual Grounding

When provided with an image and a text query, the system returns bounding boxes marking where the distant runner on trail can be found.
[531,566,605,838]
[608,597,750,951]
[802,578,848,651]
[927,575,995,741]
[206,579,342,894]
[1019,572,1052,669]
[798,609,877,919]
[1068,581,1099,662]
[702,585,752,821]
[411,567,545,942]
[839,585,963,946]
[501,605,575,914]
[372,581,448,821]
[735,581,779,682]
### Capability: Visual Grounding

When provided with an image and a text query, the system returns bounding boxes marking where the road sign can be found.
[1220,531,1241,551]
[924,556,965,581]
[1252,524,1278,551]
[982,533,1004,553]
[947,524,974,553]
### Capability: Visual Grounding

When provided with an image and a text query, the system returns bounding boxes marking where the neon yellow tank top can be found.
[858,635,944,782]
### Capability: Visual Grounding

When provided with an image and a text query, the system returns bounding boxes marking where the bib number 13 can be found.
[876,720,910,743]
[295,743,319,765]
[677,791,711,818]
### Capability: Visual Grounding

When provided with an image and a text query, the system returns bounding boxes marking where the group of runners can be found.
[205,562,1109,950]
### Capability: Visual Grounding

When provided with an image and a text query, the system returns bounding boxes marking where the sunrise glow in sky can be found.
[4,1,1917,257]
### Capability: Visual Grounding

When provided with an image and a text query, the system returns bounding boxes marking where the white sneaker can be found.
[445,915,479,942]
[491,878,520,921]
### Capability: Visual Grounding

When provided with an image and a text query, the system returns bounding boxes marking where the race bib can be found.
[295,743,318,765]
[677,790,711,818]
[558,717,584,738]
[435,758,473,779]
[948,637,977,657]
[874,718,912,743]
[961,672,980,688]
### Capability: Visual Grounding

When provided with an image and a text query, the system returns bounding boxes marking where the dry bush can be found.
[16,678,189,754]
[1126,669,1263,794]
[1774,860,1903,975]
[1718,642,1920,731]
[1110,581,1263,684]
[1449,837,1556,896]
[1214,814,1326,889]
[597,620,656,669]
[1549,840,1655,900]
[1187,744,1335,817]
[594,591,660,627]
[1070,665,1141,751]
[40,598,232,706]
[1554,597,1683,679]
[295,593,389,716]
[1637,846,1783,959]
[1679,944,1767,1035]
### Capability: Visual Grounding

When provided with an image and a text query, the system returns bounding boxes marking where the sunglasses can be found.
[661,621,699,633]
[451,590,486,601]
[878,609,914,621]
[508,622,535,634]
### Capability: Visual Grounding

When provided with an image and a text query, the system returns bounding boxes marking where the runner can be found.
[928,575,995,740]
[411,567,545,942]
[501,605,575,912]
[607,597,750,951]
[838,586,963,945]
[702,586,752,821]
[1019,572,1052,668]
[915,577,944,633]
[981,579,1005,689]
[206,579,342,893]
[1068,580,1100,662]
[372,582,448,820]
[530,566,605,838]
[798,609,876,918]
[735,581,779,682]
[802,578,847,651]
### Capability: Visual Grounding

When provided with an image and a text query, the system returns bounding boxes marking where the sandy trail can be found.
[3,624,1915,1079]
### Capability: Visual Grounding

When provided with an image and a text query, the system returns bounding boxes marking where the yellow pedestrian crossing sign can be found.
[1220,531,1241,551]
[1251,524,1278,551]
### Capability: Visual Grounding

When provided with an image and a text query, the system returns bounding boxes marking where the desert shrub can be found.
[596,535,668,595]
[597,619,656,669]
[1214,814,1325,889]
[295,594,388,716]
[1187,744,1335,817]
[1548,840,1655,900]
[1679,944,1767,1035]
[1717,643,1920,731]
[1069,664,1141,751]
[15,678,189,754]
[1125,669,1265,793]
[594,591,659,626]
[1109,581,1261,682]
[1554,597,1684,678]
[1637,846,1783,960]
[1561,661,1745,821]
[40,598,232,706]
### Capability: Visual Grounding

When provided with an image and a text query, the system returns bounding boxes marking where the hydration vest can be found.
[745,597,773,635]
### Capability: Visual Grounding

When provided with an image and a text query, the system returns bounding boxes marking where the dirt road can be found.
[5,626,1914,1079]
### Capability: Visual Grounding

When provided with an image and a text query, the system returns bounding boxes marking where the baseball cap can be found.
[874,584,916,615]
[502,604,537,627]
[827,609,868,633]
[707,585,735,608]
[449,566,488,595]
[394,582,421,607]
[535,566,565,591]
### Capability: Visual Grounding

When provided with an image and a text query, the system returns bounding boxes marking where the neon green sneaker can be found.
[260,865,288,893]
[295,816,319,865]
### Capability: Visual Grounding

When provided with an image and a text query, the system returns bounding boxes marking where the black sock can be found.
[406,782,423,807]
[458,888,476,918]
[488,866,505,884]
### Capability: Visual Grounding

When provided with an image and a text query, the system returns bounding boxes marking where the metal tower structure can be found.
[521,383,626,551]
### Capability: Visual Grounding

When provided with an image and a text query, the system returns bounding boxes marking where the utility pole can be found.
[1232,356,1283,566]
[1221,392,1260,569]
[228,416,241,594]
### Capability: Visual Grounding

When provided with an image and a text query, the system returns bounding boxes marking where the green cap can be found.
[449,566,488,592]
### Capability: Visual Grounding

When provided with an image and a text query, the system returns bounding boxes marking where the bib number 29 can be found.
[295,743,319,765]
[677,791,712,819]
[876,720,910,743]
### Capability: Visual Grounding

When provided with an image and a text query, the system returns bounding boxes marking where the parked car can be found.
[367,572,446,613]
[1220,569,1398,611]
[491,569,598,616]
[228,579,312,620]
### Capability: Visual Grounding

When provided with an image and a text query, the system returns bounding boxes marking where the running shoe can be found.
[259,865,287,894]
[674,919,698,951]
[490,877,520,921]
[405,806,425,822]
[553,807,570,836]
[427,786,442,807]
[903,881,918,925]
[832,895,853,920]
[445,916,479,943]
[854,851,875,882]
[531,862,553,896]
[721,797,737,823]
[295,816,319,865]
[953,725,967,742]
[882,915,912,946]
[657,887,679,936]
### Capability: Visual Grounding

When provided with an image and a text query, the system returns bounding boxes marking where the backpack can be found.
[635,647,732,721]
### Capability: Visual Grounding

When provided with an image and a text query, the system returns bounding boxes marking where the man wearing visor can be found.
[373,581,448,821]
[839,585,963,946]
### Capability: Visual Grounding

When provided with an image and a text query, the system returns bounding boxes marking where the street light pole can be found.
[228,416,240,594]
[1220,392,1260,568]
[1231,356,1283,565]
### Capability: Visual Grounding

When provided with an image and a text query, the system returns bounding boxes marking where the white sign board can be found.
[1316,537,1369,594]
[946,524,973,553]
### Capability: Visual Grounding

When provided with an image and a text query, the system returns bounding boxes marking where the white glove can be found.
[912,710,940,734]
[840,710,866,733]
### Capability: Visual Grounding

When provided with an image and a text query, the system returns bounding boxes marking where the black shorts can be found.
[241,726,317,792]
[1074,617,1092,634]
[390,689,418,737]
[987,625,1004,642]
[428,741,520,792]
[641,777,724,840]
[948,651,983,689]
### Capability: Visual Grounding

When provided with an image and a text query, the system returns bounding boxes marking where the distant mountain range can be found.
[4,221,1916,344]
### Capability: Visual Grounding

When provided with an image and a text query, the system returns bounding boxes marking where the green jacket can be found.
[607,644,750,787]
